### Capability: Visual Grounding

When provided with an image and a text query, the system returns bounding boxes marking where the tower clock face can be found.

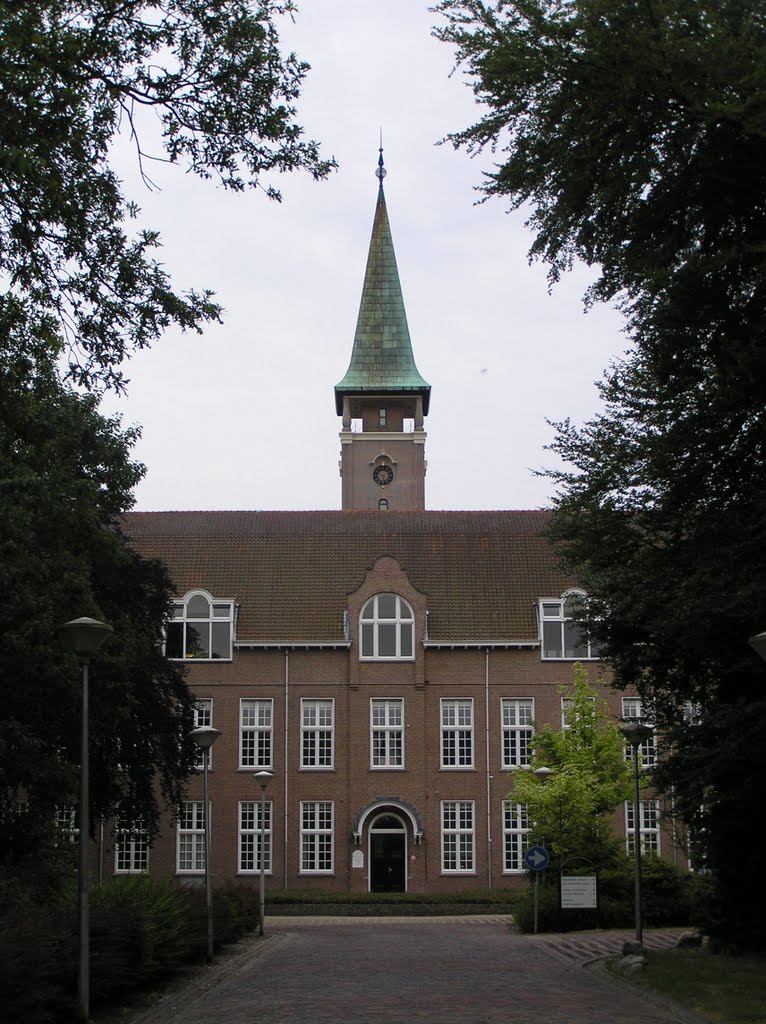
[373,464,394,486]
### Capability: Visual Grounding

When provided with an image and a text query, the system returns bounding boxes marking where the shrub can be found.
[90,875,192,985]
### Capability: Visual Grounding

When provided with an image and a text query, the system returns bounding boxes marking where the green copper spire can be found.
[335,150,430,415]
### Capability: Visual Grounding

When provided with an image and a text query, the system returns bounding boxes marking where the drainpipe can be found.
[284,651,289,889]
[485,647,492,889]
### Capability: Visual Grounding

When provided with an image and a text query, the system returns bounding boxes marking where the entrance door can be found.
[369,814,406,892]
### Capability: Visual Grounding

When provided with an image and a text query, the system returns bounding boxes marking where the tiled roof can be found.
[123,510,573,644]
[335,182,431,415]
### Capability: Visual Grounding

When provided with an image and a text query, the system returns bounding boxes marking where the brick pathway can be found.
[110,919,709,1024]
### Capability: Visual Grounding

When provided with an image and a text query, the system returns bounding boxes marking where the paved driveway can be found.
[117,918,708,1024]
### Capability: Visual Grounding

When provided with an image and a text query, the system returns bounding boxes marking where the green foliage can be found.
[435,0,766,952]
[0,344,198,881]
[510,665,632,869]
[0,1,334,389]
[514,856,697,933]
[90,875,191,983]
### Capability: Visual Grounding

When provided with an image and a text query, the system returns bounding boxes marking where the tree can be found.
[512,664,632,870]
[435,0,766,948]
[433,1,766,352]
[0,313,197,889]
[0,0,335,389]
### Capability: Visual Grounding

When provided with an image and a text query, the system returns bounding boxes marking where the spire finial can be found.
[376,130,386,188]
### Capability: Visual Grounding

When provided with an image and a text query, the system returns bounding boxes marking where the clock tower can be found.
[335,152,431,511]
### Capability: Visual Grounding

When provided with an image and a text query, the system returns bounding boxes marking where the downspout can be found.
[485,647,492,889]
[284,651,289,889]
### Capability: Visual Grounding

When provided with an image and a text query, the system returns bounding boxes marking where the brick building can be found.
[115,156,684,893]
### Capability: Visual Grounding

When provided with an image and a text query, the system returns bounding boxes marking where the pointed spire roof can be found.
[335,150,430,415]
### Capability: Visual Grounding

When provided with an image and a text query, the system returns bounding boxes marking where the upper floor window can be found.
[240,699,273,769]
[166,591,234,661]
[622,697,657,768]
[360,594,414,660]
[540,591,600,660]
[379,408,387,427]
[115,820,149,874]
[371,698,404,768]
[626,798,660,856]
[441,698,474,769]
[301,699,334,769]
[193,699,213,770]
[501,699,534,769]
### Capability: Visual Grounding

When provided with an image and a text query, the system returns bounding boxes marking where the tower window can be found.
[379,408,387,427]
[378,499,389,511]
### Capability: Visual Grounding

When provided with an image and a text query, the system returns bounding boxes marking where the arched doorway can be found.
[369,812,406,892]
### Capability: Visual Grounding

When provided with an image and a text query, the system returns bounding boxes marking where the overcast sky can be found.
[102,0,629,513]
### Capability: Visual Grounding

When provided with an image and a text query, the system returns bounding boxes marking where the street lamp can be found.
[191,725,221,961]
[620,720,654,949]
[58,616,113,1023]
[748,632,766,661]
[531,766,554,935]
[254,769,274,936]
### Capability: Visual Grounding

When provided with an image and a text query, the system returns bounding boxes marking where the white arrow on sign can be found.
[527,848,548,868]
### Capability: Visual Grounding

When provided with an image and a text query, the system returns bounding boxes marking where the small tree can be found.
[511,664,633,870]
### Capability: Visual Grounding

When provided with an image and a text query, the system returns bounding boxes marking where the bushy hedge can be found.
[0,877,261,1024]
[266,887,522,915]
[513,857,702,933]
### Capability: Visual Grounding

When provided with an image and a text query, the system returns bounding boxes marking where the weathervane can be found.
[376,130,386,186]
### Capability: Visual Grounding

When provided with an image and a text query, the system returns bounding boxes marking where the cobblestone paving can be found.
[109,919,709,1024]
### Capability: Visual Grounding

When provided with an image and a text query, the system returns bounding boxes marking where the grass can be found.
[607,946,766,1023]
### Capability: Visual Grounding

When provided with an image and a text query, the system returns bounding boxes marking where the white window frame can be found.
[621,697,657,768]
[501,699,534,769]
[539,591,600,660]
[166,589,234,661]
[301,699,334,770]
[240,698,273,769]
[193,698,214,770]
[441,698,474,769]
[561,695,596,730]
[177,801,206,874]
[360,594,415,661]
[502,801,529,873]
[626,798,660,856]
[300,801,334,874]
[441,800,475,873]
[115,821,149,874]
[239,800,272,873]
[54,805,78,843]
[370,698,404,769]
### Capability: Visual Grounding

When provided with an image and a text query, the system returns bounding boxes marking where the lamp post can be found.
[620,720,654,949]
[190,725,221,961]
[57,616,113,1023]
[748,632,766,661]
[254,769,274,936]
[531,766,554,934]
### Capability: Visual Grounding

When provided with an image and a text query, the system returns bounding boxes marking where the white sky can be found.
[102,0,629,513]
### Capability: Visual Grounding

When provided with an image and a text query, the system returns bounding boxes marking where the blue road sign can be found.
[524,845,550,871]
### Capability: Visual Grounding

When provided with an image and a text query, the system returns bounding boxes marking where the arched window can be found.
[360,594,414,660]
[166,591,234,660]
[539,590,599,660]
[378,498,389,511]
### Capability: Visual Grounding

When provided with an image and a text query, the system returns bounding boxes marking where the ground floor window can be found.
[239,800,272,873]
[115,821,149,873]
[300,801,333,874]
[177,801,206,873]
[502,802,529,872]
[441,800,475,873]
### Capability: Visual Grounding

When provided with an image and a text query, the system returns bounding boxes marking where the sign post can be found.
[524,845,550,934]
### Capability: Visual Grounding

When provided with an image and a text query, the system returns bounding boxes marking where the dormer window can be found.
[360,594,414,660]
[539,591,600,660]
[166,591,234,661]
